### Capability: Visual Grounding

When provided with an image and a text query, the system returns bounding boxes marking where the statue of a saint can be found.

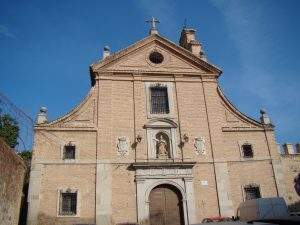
[154,134,169,158]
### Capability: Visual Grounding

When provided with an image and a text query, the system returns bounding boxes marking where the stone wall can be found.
[0,138,26,225]
[274,154,300,211]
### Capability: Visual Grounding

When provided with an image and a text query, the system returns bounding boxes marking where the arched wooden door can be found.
[149,184,184,225]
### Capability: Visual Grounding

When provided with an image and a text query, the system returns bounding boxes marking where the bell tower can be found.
[179,27,207,61]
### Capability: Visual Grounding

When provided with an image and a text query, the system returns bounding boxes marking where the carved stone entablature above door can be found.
[144,118,179,160]
[132,161,196,180]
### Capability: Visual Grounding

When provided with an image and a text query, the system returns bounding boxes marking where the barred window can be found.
[242,144,253,158]
[63,144,75,159]
[60,192,77,215]
[150,86,169,114]
[244,185,261,200]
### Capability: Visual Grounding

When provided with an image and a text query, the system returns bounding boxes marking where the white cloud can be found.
[210,0,300,142]
[210,0,295,104]
[0,25,15,38]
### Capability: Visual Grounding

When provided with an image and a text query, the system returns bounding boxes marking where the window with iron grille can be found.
[242,144,253,158]
[60,192,77,215]
[150,86,169,114]
[63,144,75,159]
[244,185,261,200]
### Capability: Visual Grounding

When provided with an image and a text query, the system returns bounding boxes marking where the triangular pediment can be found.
[91,34,221,76]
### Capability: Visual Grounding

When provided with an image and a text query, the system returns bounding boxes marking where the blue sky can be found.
[0,0,299,149]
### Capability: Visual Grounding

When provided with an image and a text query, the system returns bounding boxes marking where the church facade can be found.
[27,24,299,225]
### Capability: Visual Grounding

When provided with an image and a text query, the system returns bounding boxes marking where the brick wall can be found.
[0,138,26,225]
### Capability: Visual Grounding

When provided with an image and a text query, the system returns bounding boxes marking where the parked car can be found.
[201,198,300,224]
[201,216,234,223]
[236,197,300,225]
[236,197,289,222]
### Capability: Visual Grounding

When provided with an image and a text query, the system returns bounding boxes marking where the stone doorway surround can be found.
[131,162,196,225]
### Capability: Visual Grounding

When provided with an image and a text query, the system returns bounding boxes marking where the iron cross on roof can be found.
[146,17,160,35]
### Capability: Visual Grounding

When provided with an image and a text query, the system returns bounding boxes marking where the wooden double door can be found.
[149,184,184,225]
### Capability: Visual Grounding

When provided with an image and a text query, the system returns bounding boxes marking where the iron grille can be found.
[244,186,261,200]
[61,192,77,215]
[64,145,75,159]
[242,144,253,158]
[150,86,169,114]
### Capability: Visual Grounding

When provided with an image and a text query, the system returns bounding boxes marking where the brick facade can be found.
[27,28,299,225]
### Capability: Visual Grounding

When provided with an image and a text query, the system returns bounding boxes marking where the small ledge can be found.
[222,126,265,132]
[130,161,196,170]
[144,118,178,129]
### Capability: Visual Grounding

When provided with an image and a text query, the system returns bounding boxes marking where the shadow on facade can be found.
[18,182,28,225]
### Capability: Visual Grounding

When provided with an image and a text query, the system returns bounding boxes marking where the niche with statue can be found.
[154,132,171,158]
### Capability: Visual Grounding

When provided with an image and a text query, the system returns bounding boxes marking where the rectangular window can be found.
[242,144,253,158]
[60,192,77,215]
[63,145,75,159]
[150,86,169,114]
[244,186,261,200]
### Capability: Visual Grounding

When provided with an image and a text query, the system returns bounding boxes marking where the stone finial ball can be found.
[40,106,47,113]
[104,46,110,51]
[260,108,267,115]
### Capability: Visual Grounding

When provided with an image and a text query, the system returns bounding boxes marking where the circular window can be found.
[149,51,164,64]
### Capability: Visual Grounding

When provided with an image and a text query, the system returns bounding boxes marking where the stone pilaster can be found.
[26,163,42,225]
[272,159,286,198]
[215,162,234,217]
[96,162,112,225]
[184,177,197,224]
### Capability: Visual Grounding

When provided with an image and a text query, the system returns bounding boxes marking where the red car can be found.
[202,216,234,223]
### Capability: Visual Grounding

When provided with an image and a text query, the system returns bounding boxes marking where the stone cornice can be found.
[33,156,281,165]
[35,126,97,132]
[95,70,217,77]
[95,72,218,83]
[130,161,196,170]
[222,127,265,132]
